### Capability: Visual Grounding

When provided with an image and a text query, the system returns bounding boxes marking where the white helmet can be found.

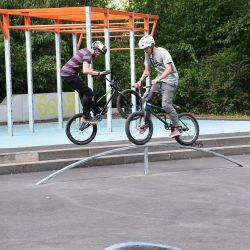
[138,35,155,49]
[91,41,107,55]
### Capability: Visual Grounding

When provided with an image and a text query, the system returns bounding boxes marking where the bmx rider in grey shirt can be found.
[134,35,182,138]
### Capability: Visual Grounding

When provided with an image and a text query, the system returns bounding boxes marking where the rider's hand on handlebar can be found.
[99,70,111,76]
[151,78,159,85]
[133,81,142,89]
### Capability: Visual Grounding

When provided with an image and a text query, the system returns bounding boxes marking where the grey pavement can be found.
[0,154,250,250]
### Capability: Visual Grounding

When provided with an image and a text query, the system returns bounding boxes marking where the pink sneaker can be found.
[139,124,149,134]
[169,128,183,138]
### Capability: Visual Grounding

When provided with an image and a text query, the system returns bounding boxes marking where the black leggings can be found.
[62,75,99,117]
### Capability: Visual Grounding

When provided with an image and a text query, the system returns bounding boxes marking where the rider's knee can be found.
[84,89,94,98]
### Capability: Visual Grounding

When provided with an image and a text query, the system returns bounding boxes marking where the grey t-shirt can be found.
[144,47,179,85]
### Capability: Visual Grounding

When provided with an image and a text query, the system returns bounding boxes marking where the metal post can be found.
[144,16,151,87]
[4,15,13,136]
[129,14,136,113]
[55,32,63,128]
[144,146,149,175]
[72,34,80,114]
[104,10,112,132]
[25,28,34,132]
[86,6,93,90]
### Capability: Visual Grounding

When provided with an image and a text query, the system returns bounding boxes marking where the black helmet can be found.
[91,41,107,55]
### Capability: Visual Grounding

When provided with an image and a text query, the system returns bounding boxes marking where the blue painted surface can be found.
[0,118,250,148]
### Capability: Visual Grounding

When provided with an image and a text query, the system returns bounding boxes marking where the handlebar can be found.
[133,80,166,89]
[92,69,112,78]
[103,69,112,75]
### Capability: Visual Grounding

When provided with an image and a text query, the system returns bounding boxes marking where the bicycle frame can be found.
[144,100,192,132]
[95,77,121,114]
[143,100,173,130]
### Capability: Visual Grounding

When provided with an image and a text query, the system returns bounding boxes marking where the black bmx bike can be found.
[125,83,199,146]
[66,70,141,145]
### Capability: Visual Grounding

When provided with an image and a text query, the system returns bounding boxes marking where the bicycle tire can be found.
[66,113,97,145]
[175,113,199,146]
[117,89,142,119]
[125,111,153,145]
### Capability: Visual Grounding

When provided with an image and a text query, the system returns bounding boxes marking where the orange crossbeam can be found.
[0,7,158,22]
[80,34,144,39]
[0,6,159,41]
[8,24,144,34]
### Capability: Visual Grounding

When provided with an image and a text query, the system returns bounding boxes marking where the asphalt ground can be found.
[0,154,249,250]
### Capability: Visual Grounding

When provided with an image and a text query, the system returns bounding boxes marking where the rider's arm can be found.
[135,66,151,87]
[82,61,106,76]
[152,63,172,84]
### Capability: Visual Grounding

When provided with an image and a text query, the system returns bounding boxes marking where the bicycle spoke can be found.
[125,112,153,145]
[70,118,94,142]
[66,114,97,145]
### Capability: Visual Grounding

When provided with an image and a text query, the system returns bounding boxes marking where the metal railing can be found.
[103,241,185,250]
[36,144,248,185]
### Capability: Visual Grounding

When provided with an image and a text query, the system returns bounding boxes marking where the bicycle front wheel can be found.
[175,113,199,146]
[125,111,153,145]
[117,89,142,119]
[66,113,97,145]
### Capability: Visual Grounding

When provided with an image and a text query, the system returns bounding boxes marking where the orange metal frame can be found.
[0,6,159,49]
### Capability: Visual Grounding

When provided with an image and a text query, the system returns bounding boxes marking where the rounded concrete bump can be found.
[103,242,185,250]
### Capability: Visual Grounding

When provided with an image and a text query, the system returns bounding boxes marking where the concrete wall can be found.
[0,92,76,122]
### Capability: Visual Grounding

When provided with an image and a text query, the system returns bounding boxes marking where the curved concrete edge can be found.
[103,241,184,250]
[2,134,250,163]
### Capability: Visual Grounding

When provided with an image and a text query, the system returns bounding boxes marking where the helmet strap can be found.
[150,44,154,54]
[93,48,99,56]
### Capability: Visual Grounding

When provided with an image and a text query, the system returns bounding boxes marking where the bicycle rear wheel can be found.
[175,113,199,146]
[117,89,142,119]
[66,113,97,145]
[125,111,153,145]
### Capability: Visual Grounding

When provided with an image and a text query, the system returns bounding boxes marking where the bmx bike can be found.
[66,70,141,145]
[125,84,199,146]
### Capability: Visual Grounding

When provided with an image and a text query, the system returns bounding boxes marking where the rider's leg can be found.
[146,84,159,102]
[139,86,158,134]
[91,103,101,116]
[161,84,181,129]
[66,76,95,118]
[62,76,96,123]
[145,86,157,119]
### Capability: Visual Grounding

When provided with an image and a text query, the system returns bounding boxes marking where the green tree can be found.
[1,0,249,115]
[129,0,250,114]
[0,0,110,102]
